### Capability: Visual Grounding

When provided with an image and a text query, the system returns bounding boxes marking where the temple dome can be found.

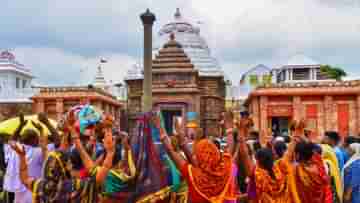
[0,50,33,77]
[126,8,224,80]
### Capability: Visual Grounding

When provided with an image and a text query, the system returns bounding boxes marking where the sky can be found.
[1,0,360,85]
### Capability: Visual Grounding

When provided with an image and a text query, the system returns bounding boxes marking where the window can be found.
[16,77,20,89]
[293,68,310,80]
[22,80,27,88]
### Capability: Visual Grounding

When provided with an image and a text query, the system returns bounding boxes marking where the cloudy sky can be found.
[1,0,360,85]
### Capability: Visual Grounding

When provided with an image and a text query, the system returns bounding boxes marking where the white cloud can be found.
[1,0,360,85]
[12,47,136,86]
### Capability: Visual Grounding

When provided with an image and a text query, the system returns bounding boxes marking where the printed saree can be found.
[253,158,296,203]
[101,149,136,202]
[294,153,332,203]
[31,151,99,203]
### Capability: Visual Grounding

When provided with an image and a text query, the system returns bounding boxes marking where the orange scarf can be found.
[188,139,233,203]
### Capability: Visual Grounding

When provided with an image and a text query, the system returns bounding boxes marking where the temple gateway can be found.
[125,9,226,136]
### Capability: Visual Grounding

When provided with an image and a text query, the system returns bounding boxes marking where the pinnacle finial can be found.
[174,8,181,19]
[170,33,175,40]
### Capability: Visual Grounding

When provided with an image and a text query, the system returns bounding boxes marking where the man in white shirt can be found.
[3,127,47,203]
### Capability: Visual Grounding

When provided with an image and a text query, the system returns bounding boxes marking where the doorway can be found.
[271,117,289,137]
[162,110,182,135]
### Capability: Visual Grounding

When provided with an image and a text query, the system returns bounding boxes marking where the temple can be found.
[126,9,226,135]
[31,63,123,122]
[0,50,36,120]
[246,80,360,139]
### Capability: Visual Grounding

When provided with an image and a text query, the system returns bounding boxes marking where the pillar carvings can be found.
[349,101,357,136]
[318,102,325,136]
[56,99,64,121]
[259,96,268,133]
[252,97,260,131]
[293,96,302,121]
[36,99,45,113]
[324,96,337,131]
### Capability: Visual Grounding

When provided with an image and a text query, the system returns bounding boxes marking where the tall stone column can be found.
[140,9,156,112]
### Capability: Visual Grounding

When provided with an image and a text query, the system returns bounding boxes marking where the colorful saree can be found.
[31,151,99,203]
[186,139,236,203]
[253,158,295,203]
[101,149,136,202]
[130,112,185,203]
[294,153,332,203]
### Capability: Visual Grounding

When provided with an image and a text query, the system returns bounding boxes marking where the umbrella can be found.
[0,115,57,137]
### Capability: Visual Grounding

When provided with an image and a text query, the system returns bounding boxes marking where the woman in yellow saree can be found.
[321,144,343,203]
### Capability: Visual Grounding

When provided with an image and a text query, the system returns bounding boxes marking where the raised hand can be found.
[38,113,50,125]
[19,113,28,127]
[121,134,130,150]
[31,121,43,134]
[10,142,25,157]
[64,110,77,132]
[103,128,115,153]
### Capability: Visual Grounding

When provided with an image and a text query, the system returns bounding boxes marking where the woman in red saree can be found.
[293,142,333,203]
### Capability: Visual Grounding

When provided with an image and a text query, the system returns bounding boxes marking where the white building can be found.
[0,50,37,103]
[273,55,333,83]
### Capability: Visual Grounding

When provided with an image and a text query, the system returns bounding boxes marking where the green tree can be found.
[320,65,347,81]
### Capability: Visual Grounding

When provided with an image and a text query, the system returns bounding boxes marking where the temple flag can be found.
[262,74,272,85]
[249,75,259,86]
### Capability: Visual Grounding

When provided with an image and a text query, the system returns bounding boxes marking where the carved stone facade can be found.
[126,36,225,136]
[247,81,360,139]
[31,86,123,122]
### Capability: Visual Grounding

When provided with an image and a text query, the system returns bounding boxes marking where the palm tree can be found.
[320,65,347,81]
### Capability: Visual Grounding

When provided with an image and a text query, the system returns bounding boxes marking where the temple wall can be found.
[249,93,360,139]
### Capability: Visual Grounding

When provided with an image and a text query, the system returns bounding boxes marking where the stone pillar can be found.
[36,99,45,113]
[251,97,260,131]
[140,9,156,112]
[293,96,302,121]
[324,96,335,131]
[56,99,64,121]
[259,96,268,133]
[349,101,357,136]
[318,102,325,136]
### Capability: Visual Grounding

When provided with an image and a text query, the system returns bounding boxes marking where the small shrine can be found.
[126,33,226,136]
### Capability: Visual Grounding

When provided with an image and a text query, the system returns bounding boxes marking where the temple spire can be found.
[93,65,107,88]
[174,8,181,19]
